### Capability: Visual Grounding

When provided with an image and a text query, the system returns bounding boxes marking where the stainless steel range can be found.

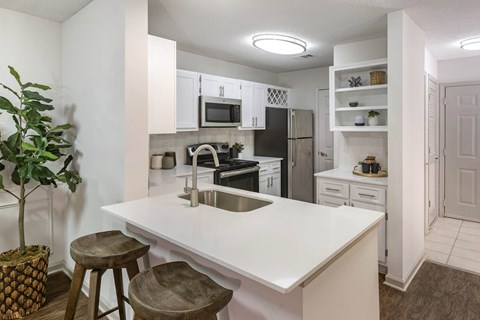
[186,143,260,192]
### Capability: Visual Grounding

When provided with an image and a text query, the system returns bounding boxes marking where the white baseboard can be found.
[48,261,120,320]
[383,253,425,292]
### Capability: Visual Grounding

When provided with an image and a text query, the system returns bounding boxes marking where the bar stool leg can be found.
[125,260,140,280]
[87,269,106,320]
[113,268,127,320]
[65,263,87,320]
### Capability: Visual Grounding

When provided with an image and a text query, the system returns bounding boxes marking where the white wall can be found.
[278,67,329,110]
[0,8,65,266]
[334,37,387,66]
[424,49,438,79]
[177,50,279,85]
[62,0,148,313]
[333,37,389,170]
[386,10,425,290]
[438,56,480,83]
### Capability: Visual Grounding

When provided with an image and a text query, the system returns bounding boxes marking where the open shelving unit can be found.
[329,58,388,132]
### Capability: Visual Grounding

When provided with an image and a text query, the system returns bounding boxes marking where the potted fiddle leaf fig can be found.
[0,66,81,319]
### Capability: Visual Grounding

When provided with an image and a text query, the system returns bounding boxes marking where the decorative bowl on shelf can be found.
[349,102,358,108]
[354,115,365,126]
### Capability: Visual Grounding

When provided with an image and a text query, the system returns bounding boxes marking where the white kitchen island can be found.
[102,185,383,320]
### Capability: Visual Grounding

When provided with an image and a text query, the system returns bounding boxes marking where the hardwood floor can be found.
[23,272,88,320]
[17,262,480,319]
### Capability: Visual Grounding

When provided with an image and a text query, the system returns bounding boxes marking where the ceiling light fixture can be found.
[252,34,307,55]
[460,37,480,50]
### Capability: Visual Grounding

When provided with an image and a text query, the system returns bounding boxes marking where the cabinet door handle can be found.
[358,193,375,198]
[270,177,273,186]
[326,187,340,192]
[267,177,271,188]
[344,202,347,205]
[252,117,255,127]
[255,117,258,127]
[351,203,355,207]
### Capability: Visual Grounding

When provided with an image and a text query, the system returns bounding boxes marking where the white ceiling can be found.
[1,0,480,73]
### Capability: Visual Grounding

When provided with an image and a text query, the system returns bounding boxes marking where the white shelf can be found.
[335,84,388,93]
[332,58,388,72]
[331,126,388,132]
[336,106,388,112]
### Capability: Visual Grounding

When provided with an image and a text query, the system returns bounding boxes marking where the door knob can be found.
[320,152,327,157]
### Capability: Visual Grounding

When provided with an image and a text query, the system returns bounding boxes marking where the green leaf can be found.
[0,163,4,172]
[21,142,37,151]
[11,167,21,185]
[0,175,3,189]
[40,150,58,160]
[8,66,22,87]
[22,90,52,103]
[0,141,18,164]
[21,82,51,91]
[0,96,18,114]
[1,84,21,100]
[52,124,73,131]
[7,132,21,150]
[24,100,54,111]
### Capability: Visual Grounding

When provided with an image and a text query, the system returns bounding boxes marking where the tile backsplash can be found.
[150,129,254,165]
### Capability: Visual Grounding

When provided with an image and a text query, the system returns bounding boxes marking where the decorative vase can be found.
[237,152,243,159]
[368,117,379,126]
[354,115,365,126]
[0,245,50,319]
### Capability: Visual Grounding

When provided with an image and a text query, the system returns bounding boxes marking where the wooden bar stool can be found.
[65,230,150,320]
[128,261,233,320]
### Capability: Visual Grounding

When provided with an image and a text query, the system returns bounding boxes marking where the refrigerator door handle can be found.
[292,139,296,166]
[291,111,297,138]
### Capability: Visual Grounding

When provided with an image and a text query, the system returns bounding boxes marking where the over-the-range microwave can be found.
[200,95,242,127]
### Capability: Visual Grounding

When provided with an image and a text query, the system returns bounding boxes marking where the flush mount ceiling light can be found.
[252,34,307,55]
[460,37,480,50]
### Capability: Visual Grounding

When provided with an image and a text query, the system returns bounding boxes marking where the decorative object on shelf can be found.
[370,71,386,85]
[0,66,82,319]
[368,110,380,126]
[371,163,382,174]
[233,142,244,159]
[348,76,362,87]
[348,101,358,108]
[354,115,365,126]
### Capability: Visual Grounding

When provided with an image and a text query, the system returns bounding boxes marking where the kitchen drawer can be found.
[270,162,281,173]
[350,184,386,205]
[317,195,349,207]
[317,179,349,199]
[258,163,269,176]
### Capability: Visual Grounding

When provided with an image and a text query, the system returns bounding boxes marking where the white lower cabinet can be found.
[317,178,387,265]
[259,161,281,196]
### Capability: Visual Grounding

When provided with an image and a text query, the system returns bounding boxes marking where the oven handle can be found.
[219,166,260,178]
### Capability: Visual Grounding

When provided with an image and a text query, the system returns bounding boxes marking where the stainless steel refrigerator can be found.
[254,107,314,203]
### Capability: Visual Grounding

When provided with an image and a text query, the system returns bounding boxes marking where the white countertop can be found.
[314,167,388,186]
[102,185,383,294]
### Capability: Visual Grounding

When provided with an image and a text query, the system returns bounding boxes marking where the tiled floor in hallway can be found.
[425,217,480,274]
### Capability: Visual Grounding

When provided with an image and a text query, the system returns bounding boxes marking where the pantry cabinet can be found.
[200,74,240,99]
[329,58,388,132]
[240,81,266,130]
[148,35,176,134]
[317,177,388,264]
[259,161,281,196]
[176,70,199,131]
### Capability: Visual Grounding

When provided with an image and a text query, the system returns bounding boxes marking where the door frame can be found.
[439,81,480,219]
[314,87,330,203]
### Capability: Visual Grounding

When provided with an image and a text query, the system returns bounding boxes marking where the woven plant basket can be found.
[0,245,50,319]
[370,71,386,85]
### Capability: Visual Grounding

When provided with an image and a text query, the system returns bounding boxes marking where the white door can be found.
[253,84,266,129]
[316,89,334,172]
[259,175,269,194]
[271,173,281,196]
[201,74,222,97]
[222,77,240,99]
[427,77,439,226]
[445,84,480,222]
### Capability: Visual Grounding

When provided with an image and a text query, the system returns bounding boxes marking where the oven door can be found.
[215,166,260,192]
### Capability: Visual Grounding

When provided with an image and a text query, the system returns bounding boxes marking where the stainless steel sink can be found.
[179,190,272,212]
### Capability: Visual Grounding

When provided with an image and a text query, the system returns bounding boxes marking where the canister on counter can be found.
[151,154,163,169]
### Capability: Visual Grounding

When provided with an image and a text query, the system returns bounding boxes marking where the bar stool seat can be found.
[129,261,233,320]
[65,230,150,320]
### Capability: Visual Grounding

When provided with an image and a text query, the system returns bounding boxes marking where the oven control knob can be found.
[191,147,196,152]
[222,144,228,149]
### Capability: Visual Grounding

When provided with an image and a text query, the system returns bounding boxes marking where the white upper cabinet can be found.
[176,70,199,131]
[148,35,176,134]
[329,58,388,132]
[240,81,266,130]
[201,74,240,99]
[266,86,290,108]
